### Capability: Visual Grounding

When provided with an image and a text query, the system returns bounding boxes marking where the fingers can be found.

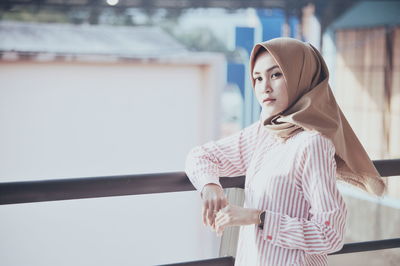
[202,201,217,228]
[202,205,207,226]
[210,200,223,230]
[221,197,228,208]
[207,200,215,226]
[201,185,229,230]
[202,198,213,227]
[215,213,229,236]
[210,217,216,230]
[215,196,224,212]
[202,198,227,228]
[215,205,228,224]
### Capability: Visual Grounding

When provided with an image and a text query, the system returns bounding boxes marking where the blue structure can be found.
[227,27,254,100]
[227,63,245,99]
[289,15,300,38]
[257,9,285,41]
[225,27,255,127]
[235,27,255,57]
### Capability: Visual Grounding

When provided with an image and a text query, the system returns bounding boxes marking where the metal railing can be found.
[1,159,399,265]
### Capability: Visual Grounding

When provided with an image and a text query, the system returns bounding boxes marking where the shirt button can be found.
[325,221,330,226]
[267,235,272,240]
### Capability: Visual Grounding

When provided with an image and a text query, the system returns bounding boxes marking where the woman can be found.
[185,37,386,266]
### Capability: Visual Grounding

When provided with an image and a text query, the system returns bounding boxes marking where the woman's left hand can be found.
[214,204,262,236]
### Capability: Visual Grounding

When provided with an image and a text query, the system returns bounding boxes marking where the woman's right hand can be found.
[201,183,228,230]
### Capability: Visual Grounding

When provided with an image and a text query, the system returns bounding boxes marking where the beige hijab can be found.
[249,37,386,197]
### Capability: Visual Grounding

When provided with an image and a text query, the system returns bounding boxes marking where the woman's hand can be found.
[201,183,228,230]
[215,204,262,236]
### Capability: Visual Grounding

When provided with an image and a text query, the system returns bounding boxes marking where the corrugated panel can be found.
[335,28,386,159]
[0,21,187,58]
[335,26,400,199]
[331,1,400,29]
[388,27,400,198]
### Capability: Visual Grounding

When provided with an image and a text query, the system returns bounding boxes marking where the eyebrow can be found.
[253,65,280,75]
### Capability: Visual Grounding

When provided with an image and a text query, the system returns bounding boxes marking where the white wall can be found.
[0,55,226,266]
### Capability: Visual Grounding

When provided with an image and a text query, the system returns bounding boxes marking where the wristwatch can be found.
[258,211,266,229]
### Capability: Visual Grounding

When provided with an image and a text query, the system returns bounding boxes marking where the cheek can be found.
[283,88,289,106]
[277,82,288,101]
[254,87,263,100]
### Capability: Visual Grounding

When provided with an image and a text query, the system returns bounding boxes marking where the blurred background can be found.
[0,0,399,265]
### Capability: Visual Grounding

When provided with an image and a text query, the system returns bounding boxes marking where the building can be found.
[0,21,226,266]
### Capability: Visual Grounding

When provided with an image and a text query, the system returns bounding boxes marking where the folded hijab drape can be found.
[249,37,386,197]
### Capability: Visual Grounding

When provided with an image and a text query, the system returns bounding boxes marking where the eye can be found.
[271,72,282,79]
[254,77,263,82]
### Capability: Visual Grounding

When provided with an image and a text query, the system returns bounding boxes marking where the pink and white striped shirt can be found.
[185,118,348,266]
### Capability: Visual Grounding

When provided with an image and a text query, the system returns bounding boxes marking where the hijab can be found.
[249,37,386,197]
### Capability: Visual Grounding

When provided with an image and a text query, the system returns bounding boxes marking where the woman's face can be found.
[252,50,289,118]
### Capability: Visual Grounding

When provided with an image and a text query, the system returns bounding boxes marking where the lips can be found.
[263,98,276,103]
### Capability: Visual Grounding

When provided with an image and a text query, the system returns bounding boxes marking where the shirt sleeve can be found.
[260,134,348,255]
[185,121,260,196]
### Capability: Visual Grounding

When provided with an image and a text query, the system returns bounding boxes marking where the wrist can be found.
[201,183,222,198]
[253,209,263,225]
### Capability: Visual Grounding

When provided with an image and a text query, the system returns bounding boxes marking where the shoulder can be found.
[235,119,263,139]
[295,130,336,154]
[295,131,337,176]
[245,119,263,133]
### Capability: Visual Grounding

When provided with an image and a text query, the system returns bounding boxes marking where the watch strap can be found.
[258,211,266,229]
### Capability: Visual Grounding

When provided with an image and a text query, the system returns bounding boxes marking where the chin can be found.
[261,109,276,119]
[262,106,276,113]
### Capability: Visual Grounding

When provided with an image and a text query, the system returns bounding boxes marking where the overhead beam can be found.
[3,0,288,10]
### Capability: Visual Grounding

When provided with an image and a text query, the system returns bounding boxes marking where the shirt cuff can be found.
[198,178,222,197]
[260,210,281,243]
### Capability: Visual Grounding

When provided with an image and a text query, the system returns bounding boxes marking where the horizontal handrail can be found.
[159,256,235,266]
[157,237,400,265]
[331,238,400,255]
[161,237,400,266]
[0,158,399,258]
[0,159,399,205]
[372,159,400,177]
[0,173,244,205]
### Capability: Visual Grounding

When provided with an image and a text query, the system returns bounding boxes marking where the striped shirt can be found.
[185,118,348,266]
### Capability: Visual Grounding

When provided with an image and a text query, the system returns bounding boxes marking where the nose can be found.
[264,82,272,93]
